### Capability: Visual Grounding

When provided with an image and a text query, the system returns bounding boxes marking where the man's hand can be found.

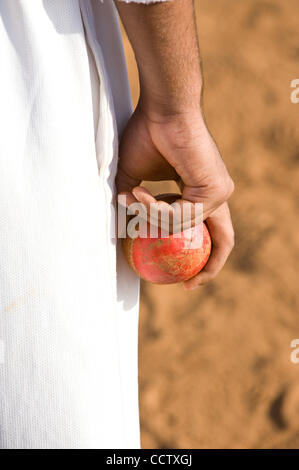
[115,0,235,289]
[116,105,234,289]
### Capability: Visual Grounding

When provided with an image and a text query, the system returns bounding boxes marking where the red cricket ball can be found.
[122,195,212,284]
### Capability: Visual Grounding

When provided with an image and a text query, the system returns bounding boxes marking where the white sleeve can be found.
[117,0,172,4]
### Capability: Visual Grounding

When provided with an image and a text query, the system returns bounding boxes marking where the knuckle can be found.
[213,176,235,203]
[228,235,235,251]
[224,229,235,250]
[222,177,235,201]
[226,177,235,198]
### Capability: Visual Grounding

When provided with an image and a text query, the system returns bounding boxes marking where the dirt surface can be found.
[121,0,299,448]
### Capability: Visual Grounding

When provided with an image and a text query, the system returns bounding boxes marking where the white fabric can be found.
[0,0,148,449]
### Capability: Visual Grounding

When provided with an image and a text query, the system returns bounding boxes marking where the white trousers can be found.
[0,0,140,449]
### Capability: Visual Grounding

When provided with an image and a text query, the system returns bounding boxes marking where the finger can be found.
[133,187,207,234]
[183,203,234,290]
[118,186,221,236]
[117,191,138,208]
[182,184,229,223]
[132,187,175,230]
[133,188,205,234]
[118,187,170,237]
[132,186,159,207]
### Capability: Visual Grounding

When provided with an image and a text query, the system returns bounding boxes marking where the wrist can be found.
[134,102,209,156]
[137,91,204,125]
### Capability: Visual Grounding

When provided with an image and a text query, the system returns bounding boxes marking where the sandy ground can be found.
[121,0,299,448]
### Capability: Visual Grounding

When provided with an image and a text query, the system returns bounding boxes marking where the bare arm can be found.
[115,0,202,116]
[114,0,235,289]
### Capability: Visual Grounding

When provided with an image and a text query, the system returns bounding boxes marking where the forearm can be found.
[114,0,202,116]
